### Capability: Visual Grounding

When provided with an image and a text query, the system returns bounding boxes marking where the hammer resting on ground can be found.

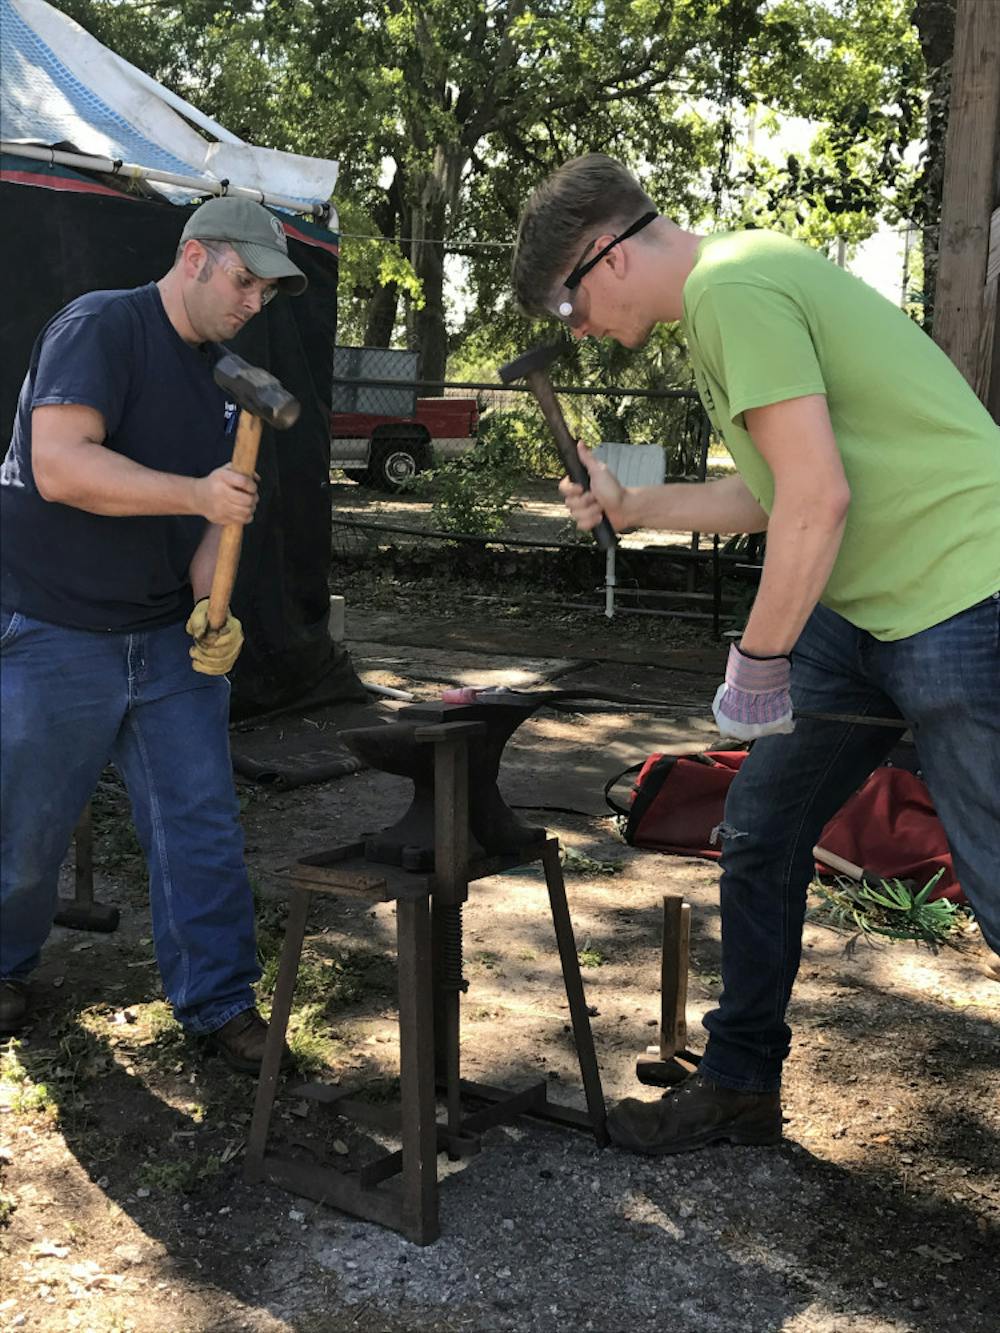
[499,344,617,551]
[207,352,301,635]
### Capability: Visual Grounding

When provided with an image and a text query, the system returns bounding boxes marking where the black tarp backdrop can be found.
[0,169,366,716]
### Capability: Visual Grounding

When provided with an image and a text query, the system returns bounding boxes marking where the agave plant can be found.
[811,869,964,951]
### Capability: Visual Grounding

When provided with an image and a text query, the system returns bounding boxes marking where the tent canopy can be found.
[0,0,338,208]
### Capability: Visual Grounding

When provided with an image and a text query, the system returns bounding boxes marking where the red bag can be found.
[606,751,964,903]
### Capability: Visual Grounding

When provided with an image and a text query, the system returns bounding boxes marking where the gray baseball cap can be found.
[180,196,308,295]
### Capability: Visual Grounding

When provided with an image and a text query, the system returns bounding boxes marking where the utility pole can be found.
[933,0,1000,419]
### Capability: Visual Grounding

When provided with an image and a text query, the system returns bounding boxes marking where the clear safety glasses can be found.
[201,242,279,307]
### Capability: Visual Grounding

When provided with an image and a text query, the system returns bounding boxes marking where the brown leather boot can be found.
[608,1072,782,1155]
[205,1007,291,1075]
[0,980,30,1035]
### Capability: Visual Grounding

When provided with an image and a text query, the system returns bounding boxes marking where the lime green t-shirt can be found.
[680,230,1000,640]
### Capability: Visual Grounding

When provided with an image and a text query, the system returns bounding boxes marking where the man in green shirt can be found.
[512,153,1000,1156]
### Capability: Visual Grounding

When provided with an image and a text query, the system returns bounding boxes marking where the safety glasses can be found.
[201,242,279,307]
[547,211,657,327]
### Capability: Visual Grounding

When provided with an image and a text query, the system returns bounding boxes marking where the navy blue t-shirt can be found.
[0,283,236,631]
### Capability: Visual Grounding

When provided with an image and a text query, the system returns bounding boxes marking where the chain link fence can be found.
[328,347,762,634]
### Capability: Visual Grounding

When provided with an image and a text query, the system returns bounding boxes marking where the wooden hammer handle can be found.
[813,844,866,881]
[528,370,617,552]
[206,412,262,633]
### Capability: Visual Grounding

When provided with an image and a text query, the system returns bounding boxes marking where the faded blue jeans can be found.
[702,595,1000,1093]
[0,610,259,1033]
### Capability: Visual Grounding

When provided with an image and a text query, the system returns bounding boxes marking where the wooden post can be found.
[659,894,691,1061]
[933,0,1000,415]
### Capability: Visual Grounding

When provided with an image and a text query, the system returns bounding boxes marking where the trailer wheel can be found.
[367,436,429,492]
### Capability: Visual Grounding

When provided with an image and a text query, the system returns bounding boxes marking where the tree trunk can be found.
[911,0,957,333]
[413,210,447,389]
[363,282,399,347]
[361,174,405,347]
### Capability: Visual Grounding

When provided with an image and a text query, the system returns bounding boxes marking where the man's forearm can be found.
[620,473,768,535]
[189,523,223,600]
[739,495,847,656]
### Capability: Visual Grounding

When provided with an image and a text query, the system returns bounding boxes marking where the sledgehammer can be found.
[206,352,301,635]
[498,344,617,551]
[53,802,120,933]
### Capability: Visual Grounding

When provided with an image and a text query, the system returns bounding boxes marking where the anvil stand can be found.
[245,712,609,1245]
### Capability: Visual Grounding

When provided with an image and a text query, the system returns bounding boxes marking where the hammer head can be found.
[213,352,301,430]
[498,342,562,385]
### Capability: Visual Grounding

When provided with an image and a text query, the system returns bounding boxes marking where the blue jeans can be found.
[0,611,260,1033]
[702,595,1000,1093]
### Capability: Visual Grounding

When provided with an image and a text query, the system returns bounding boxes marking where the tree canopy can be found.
[59,0,948,384]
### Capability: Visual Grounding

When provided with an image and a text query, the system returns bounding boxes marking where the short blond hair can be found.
[512,154,656,318]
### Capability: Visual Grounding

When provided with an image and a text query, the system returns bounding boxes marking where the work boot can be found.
[608,1072,782,1156]
[0,980,31,1035]
[205,1007,291,1075]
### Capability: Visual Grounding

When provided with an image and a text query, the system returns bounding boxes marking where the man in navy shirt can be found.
[0,196,306,1071]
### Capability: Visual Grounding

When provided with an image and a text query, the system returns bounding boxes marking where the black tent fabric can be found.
[0,169,367,716]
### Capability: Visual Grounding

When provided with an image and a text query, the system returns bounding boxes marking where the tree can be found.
[59,0,940,372]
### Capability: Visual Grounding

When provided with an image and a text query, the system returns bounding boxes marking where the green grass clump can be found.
[578,942,607,968]
[136,1154,221,1194]
[810,870,964,949]
[560,846,623,876]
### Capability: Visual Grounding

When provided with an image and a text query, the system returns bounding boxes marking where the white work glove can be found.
[712,643,795,741]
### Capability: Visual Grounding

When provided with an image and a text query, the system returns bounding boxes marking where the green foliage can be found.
[408,422,525,535]
[560,846,623,877]
[136,1153,222,1194]
[578,943,607,968]
[810,870,964,949]
[476,406,559,477]
[59,1,937,366]
[1,1043,57,1119]
[730,1,926,245]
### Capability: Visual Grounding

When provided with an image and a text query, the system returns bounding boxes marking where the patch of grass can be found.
[578,942,607,969]
[257,945,392,1009]
[283,1002,341,1073]
[560,846,623,876]
[1,1042,58,1120]
[475,950,502,971]
[136,1153,222,1194]
[0,1186,17,1228]
[253,880,290,961]
[809,871,966,950]
[11,1080,57,1117]
[127,1001,185,1068]
[354,1075,401,1104]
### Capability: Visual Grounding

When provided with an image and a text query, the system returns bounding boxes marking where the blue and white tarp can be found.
[0,0,338,206]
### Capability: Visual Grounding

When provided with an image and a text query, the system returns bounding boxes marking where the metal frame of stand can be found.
[244,721,608,1245]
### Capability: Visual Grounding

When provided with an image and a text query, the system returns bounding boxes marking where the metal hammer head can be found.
[498,342,562,385]
[213,352,301,430]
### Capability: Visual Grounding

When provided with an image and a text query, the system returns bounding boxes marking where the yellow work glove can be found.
[185,598,244,676]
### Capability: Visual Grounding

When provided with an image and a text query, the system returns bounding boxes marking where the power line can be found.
[337,223,939,250]
[338,230,512,250]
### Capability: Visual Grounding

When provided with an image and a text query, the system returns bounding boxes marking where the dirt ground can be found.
[1,590,998,1333]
